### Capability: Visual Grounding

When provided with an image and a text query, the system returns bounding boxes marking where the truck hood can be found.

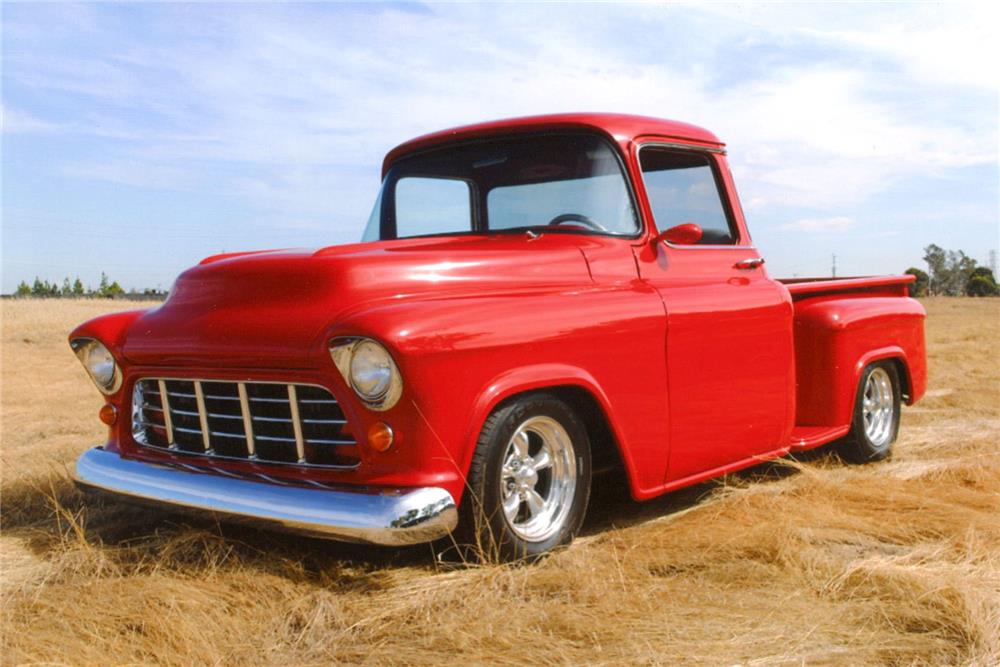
[122,235,592,369]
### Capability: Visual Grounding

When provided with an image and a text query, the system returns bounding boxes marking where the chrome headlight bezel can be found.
[329,337,403,411]
[70,337,122,395]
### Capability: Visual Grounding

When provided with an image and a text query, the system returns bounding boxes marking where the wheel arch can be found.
[459,364,637,503]
[853,346,913,405]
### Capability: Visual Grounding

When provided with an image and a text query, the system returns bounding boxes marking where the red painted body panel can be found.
[792,295,927,430]
[70,113,927,511]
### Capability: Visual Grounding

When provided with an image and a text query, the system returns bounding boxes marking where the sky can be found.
[2,2,998,293]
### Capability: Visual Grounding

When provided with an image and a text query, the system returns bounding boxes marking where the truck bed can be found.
[779,275,915,299]
[780,274,925,451]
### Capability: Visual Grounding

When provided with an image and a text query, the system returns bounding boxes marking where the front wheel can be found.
[838,362,901,463]
[461,393,591,561]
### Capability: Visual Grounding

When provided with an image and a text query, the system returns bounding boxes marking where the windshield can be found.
[362,133,638,241]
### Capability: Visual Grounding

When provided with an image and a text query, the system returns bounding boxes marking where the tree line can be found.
[904,244,999,297]
[12,273,167,299]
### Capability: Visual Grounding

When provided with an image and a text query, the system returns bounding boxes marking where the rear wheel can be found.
[839,362,901,463]
[461,393,591,561]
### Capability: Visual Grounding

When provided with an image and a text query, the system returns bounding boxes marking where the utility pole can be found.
[832,254,837,278]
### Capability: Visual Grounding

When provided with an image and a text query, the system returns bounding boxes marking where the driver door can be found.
[633,144,794,483]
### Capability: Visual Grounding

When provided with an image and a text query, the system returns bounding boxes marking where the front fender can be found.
[70,309,150,353]
[329,284,670,502]
[459,363,643,499]
[69,308,151,402]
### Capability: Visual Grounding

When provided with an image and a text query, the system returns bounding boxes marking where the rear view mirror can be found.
[653,222,703,246]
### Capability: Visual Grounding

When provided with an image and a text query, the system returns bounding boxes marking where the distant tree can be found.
[923,244,979,296]
[31,277,48,297]
[98,275,125,298]
[951,251,978,294]
[966,266,999,297]
[923,244,945,294]
[966,276,999,297]
[969,266,996,282]
[10,274,164,299]
[904,267,929,297]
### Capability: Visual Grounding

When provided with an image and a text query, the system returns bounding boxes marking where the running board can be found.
[788,425,850,451]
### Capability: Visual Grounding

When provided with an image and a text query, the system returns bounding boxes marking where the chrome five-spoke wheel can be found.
[499,416,577,543]
[841,362,901,463]
[861,367,894,448]
[463,393,591,561]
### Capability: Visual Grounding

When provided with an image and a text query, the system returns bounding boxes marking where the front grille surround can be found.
[131,378,360,469]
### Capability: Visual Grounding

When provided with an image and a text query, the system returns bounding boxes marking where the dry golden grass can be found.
[2,297,998,666]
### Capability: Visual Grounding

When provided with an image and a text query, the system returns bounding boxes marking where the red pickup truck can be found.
[71,113,926,559]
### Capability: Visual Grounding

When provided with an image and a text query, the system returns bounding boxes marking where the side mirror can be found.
[653,222,703,246]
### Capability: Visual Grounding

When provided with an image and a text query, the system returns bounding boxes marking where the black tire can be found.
[838,362,901,463]
[460,393,591,562]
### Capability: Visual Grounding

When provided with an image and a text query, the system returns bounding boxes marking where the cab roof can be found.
[382,112,724,176]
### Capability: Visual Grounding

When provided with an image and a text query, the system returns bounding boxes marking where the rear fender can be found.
[794,296,926,427]
[854,346,917,405]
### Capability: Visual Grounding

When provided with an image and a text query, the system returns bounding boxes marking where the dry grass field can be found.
[1,297,998,666]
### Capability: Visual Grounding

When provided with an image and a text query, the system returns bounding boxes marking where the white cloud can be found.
[781,217,855,232]
[818,6,1000,91]
[1,105,61,134]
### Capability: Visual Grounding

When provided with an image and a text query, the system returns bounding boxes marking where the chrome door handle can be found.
[733,257,766,270]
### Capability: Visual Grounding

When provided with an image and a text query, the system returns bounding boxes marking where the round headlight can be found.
[85,343,116,387]
[330,337,403,410]
[349,340,393,400]
[71,338,121,394]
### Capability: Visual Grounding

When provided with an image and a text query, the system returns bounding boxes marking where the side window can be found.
[394,177,471,238]
[639,149,736,245]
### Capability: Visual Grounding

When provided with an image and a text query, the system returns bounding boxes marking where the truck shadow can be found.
[582,441,840,536]
[10,444,841,585]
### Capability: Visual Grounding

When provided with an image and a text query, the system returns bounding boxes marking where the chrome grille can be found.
[131,378,359,468]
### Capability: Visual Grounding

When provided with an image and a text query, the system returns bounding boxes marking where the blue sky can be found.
[2,2,998,292]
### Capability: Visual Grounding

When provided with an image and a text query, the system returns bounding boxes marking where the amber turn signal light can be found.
[367,422,394,452]
[99,403,117,426]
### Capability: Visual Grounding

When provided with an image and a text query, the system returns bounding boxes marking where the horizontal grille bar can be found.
[132,378,359,469]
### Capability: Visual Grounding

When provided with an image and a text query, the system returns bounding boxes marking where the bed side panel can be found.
[793,296,926,428]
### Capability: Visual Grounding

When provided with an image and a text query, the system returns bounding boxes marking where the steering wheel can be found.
[546,213,608,232]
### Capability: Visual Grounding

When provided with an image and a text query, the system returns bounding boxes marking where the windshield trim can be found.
[372,130,644,242]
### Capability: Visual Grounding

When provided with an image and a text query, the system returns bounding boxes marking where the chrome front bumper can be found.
[74,447,458,546]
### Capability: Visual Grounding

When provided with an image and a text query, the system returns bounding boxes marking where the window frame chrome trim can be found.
[636,141,753,251]
[378,130,646,242]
